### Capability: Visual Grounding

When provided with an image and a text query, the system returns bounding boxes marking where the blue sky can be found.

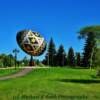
[0,0,100,60]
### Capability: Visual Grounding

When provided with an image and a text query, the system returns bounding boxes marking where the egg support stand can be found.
[29,55,35,66]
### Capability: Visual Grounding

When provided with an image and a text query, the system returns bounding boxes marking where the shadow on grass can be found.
[91,75,100,78]
[57,79,100,84]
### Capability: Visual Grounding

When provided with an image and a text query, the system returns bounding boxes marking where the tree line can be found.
[0,53,40,67]
[0,53,29,67]
[42,38,81,67]
[42,26,100,68]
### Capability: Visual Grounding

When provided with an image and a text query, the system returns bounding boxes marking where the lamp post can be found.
[13,49,19,69]
[48,53,49,67]
[62,52,65,66]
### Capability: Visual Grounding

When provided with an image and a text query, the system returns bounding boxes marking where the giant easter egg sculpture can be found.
[16,30,46,56]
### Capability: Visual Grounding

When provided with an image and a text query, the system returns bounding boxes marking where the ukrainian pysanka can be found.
[16,30,46,56]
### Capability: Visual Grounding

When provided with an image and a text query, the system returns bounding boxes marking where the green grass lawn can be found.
[0,67,22,77]
[0,67,100,100]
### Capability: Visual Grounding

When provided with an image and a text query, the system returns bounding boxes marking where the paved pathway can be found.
[0,67,33,80]
[0,67,49,80]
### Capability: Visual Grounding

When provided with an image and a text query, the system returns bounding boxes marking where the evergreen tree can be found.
[67,47,75,66]
[78,26,100,67]
[76,52,81,66]
[56,44,67,66]
[45,38,56,66]
[42,55,48,65]
[93,48,100,67]
[82,33,96,67]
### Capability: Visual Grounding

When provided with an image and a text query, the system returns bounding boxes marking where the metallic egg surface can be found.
[16,30,46,56]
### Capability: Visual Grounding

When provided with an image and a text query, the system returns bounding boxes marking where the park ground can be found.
[0,67,100,100]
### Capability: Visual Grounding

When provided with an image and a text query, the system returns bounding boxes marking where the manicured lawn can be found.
[0,67,22,77]
[0,67,100,100]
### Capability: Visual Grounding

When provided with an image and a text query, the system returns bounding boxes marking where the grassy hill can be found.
[0,67,100,100]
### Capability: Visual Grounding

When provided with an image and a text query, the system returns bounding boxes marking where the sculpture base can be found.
[29,56,35,66]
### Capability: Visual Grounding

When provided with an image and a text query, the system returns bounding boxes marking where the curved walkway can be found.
[0,67,49,81]
[0,67,33,80]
